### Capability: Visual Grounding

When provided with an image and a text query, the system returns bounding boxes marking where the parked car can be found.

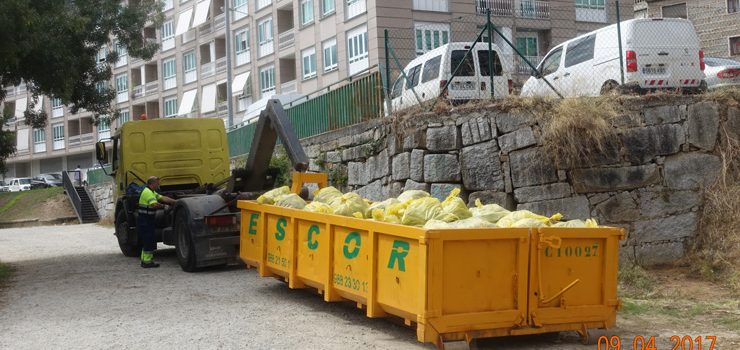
[521,18,706,97]
[31,173,64,189]
[8,177,32,192]
[0,180,9,192]
[390,42,513,112]
[703,57,740,89]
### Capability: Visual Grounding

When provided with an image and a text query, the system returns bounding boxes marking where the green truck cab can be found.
[98,117,241,271]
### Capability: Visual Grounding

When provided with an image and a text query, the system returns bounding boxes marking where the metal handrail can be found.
[62,170,83,223]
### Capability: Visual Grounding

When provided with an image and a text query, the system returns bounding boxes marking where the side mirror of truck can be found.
[95,142,108,162]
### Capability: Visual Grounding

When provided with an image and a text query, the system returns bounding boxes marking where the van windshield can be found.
[19,178,32,185]
[451,50,475,76]
[477,51,503,76]
[631,21,698,47]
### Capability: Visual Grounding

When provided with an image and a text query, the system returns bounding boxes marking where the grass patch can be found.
[0,261,13,290]
[0,187,65,222]
[619,264,656,298]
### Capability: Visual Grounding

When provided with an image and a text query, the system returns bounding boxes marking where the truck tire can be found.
[116,211,140,257]
[175,210,198,272]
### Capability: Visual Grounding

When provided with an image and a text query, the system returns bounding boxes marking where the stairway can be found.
[75,187,100,223]
[62,170,100,224]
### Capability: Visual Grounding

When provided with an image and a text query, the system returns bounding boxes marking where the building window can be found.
[163,0,174,10]
[322,38,338,72]
[52,123,65,150]
[300,0,315,25]
[162,20,175,51]
[259,65,276,96]
[97,117,111,140]
[346,0,366,19]
[257,17,274,57]
[731,36,740,56]
[162,57,177,90]
[412,0,448,12]
[347,25,369,75]
[729,0,739,13]
[164,97,178,117]
[118,109,130,125]
[256,0,271,10]
[51,97,64,118]
[516,35,539,58]
[302,47,317,80]
[575,0,605,9]
[661,3,687,19]
[321,0,335,16]
[33,128,45,144]
[115,74,128,103]
[414,22,450,55]
[233,0,248,20]
[183,50,197,84]
[115,41,128,67]
[96,47,107,64]
[235,28,251,66]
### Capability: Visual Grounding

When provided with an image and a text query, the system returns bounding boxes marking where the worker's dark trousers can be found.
[138,213,157,253]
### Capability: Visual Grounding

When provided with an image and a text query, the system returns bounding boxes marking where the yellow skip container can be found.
[238,198,624,348]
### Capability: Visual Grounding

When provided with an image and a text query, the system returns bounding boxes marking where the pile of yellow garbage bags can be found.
[256,186,599,228]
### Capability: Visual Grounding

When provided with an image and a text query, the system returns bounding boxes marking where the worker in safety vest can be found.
[138,176,176,268]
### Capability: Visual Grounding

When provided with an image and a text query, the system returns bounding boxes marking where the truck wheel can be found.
[175,210,198,272]
[116,211,140,257]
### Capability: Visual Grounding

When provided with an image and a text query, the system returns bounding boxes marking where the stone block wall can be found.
[88,183,114,221]
[300,97,735,267]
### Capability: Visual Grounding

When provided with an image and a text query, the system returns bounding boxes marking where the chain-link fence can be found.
[381,1,740,114]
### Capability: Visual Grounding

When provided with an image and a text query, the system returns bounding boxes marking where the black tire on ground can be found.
[175,210,198,272]
[116,210,140,257]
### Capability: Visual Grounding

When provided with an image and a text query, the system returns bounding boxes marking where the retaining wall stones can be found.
[299,96,730,267]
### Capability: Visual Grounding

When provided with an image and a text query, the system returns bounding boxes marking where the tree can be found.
[0,0,163,173]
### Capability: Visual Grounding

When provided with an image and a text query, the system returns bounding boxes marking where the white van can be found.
[520,18,706,97]
[390,42,513,112]
[8,177,32,192]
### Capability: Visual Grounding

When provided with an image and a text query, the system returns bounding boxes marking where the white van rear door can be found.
[448,49,479,100]
[476,49,509,98]
[628,19,704,88]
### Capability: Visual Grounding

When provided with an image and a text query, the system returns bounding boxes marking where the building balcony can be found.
[201,61,215,78]
[34,142,46,153]
[132,81,160,99]
[215,57,227,74]
[214,13,226,30]
[68,133,94,147]
[52,106,64,118]
[278,29,295,50]
[280,80,297,94]
[475,0,550,19]
[200,22,213,35]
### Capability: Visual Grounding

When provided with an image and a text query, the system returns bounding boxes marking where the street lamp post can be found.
[224,3,234,128]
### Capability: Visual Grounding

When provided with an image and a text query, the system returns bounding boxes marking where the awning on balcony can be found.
[201,84,217,113]
[231,72,250,96]
[14,97,27,118]
[178,89,197,116]
[191,0,211,27]
[175,7,193,36]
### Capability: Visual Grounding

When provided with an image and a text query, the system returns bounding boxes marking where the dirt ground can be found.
[0,188,75,222]
[0,224,737,349]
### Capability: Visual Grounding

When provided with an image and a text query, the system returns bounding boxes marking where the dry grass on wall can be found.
[537,97,622,168]
[689,102,740,294]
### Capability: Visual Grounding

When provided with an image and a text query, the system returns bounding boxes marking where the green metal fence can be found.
[86,165,113,185]
[227,69,384,158]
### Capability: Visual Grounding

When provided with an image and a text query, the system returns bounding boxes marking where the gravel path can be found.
[0,224,601,350]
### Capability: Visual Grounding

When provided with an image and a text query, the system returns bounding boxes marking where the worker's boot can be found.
[140,250,160,268]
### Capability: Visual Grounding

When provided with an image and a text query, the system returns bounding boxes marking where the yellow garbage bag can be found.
[434,188,472,222]
[274,193,307,209]
[313,186,343,204]
[552,218,599,228]
[511,218,547,228]
[330,192,369,218]
[257,186,291,205]
[397,190,430,203]
[497,210,563,228]
[401,197,441,226]
[304,201,332,213]
[365,198,400,218]
[423,219,453,229]
[469,199,510,224]
[371,208,401,224]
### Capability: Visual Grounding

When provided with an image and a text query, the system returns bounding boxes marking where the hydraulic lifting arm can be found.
[228,99,309,193]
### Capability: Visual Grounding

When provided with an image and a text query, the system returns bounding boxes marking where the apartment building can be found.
[634,0,740,58]
[1,0,629,179]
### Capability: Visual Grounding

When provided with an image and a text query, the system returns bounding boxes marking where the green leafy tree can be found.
[0,0,164,173]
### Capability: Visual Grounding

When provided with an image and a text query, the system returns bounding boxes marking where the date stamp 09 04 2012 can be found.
[597,335,717,350]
